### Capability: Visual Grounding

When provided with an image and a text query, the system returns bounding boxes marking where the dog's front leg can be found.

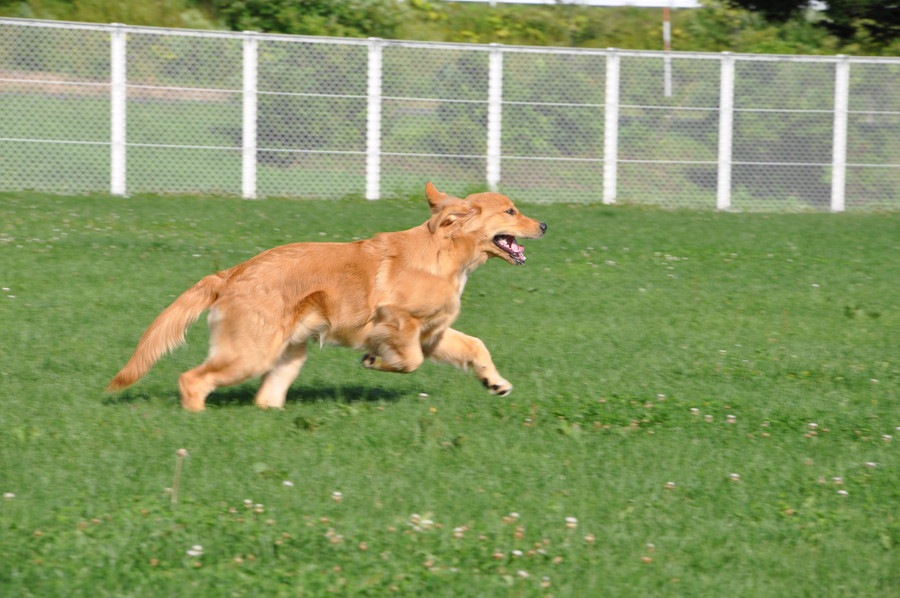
[426,328,512,396]
[362,307,424,373]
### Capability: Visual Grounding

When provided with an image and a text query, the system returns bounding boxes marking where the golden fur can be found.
[107,183,547,411]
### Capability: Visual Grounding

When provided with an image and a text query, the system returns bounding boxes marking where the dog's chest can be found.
[379,270,461,320]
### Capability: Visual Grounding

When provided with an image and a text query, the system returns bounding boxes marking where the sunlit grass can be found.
[0,192,897,595]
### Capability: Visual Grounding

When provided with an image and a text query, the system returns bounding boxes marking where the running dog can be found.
[107,183,547,410]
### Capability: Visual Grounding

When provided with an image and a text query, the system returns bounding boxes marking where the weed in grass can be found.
[169,448,189,505]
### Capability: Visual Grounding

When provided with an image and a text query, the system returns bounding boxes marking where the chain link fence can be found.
[1,18,898,210]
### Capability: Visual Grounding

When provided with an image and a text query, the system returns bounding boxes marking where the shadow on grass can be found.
[105,384,408,408]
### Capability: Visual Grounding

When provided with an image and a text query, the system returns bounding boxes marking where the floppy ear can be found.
[425,181,451,213]
[427,202,478,233]
[425,182,475,232]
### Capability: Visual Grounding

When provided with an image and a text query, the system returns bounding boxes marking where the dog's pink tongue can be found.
[511,240,522,253]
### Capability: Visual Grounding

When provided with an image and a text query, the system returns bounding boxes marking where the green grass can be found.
[0,192,897,596]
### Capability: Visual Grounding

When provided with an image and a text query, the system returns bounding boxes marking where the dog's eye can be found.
[505,208,516,216]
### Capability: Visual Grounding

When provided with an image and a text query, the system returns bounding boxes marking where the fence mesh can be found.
[1,18,898,210]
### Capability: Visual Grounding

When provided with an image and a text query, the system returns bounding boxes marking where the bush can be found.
[213,0,408,38]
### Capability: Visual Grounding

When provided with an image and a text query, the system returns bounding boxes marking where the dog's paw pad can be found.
[362,354,381,369]
[482,377,512,396]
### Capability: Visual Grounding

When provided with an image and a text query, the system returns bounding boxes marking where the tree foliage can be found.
[726,0,900,44]
[1,0,897,54]
[211,0,407,38]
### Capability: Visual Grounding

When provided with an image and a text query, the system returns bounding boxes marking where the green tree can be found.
[726,0,900,44]
[212,0,407,38]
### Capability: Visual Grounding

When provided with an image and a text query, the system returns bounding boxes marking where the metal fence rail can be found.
[1,17,898,210]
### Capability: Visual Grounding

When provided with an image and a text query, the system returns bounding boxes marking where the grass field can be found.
[1,191,897,596]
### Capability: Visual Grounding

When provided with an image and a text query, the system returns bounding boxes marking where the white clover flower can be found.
[282,480,294,487]
[864,462,877,468]
[664,481,676,490]
[517,570,530,579]
[331,491,343,502]
[565,516,578,529]
[690,408,700,416]
[729,473,741,482]
[3,492,14,500]
[175,448,189,458]
[807,423,819,431]
[837,490,849,497]
[186,545,204,557]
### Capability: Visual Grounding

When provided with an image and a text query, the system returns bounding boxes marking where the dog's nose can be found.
[539,222,547,233]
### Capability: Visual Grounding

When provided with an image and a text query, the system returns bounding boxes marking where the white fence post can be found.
[603,48,620,205]
[366,38,383,200]
[110,23,127,196]
[487,43,503,192]
[831,55,850,213]
[716,52,735,210]
[242,31,258,200]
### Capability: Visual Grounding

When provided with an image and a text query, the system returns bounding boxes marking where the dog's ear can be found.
[425,182,467,213]
[427,202,478,233]
[426,182,475,232]
[426,182,450,213]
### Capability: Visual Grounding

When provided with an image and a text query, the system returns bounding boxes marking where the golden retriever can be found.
[107,183,547,411]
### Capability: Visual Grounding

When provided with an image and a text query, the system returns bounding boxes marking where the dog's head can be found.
[425,182,547,266]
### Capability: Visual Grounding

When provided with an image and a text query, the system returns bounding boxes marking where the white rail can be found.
[1,17,898,210]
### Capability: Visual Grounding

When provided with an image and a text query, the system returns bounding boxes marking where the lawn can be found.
[0,191,897,596]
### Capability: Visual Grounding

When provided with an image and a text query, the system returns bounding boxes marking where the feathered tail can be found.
[107,274,224,391]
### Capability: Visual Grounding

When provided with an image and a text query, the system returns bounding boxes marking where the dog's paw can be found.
[361,354,382,369]
[481,377,513,397]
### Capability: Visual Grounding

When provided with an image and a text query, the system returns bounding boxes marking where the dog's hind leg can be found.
[177,306,283,411]
[250,293,331,409]
[178,357,263,411]
[426,328,513,396]
[255,343,308,410]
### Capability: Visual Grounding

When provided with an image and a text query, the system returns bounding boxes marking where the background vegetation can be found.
[1,0,898,56]
[0,192,897,595]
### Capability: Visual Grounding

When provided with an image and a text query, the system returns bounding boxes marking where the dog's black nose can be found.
[540,222,547,233]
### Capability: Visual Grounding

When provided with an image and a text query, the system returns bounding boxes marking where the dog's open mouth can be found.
[494,235,526,264]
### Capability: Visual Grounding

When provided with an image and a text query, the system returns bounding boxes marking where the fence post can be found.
[716,52,735,210]
[603,49,620,205]
[487,44,503,192]
[242,31,258,199]
[110,23,127,196]
[830,55,849,212]
[366,38,383,200]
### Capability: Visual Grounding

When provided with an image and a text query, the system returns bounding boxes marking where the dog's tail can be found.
[107,274,224,391]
